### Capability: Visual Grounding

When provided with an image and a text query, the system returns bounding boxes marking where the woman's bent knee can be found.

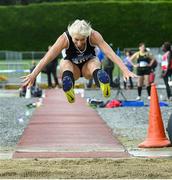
[60,59,73,72]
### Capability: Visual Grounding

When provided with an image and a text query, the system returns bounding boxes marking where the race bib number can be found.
[139,61,148,67]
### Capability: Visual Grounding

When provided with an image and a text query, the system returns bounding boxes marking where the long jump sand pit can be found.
[0,158,172,178]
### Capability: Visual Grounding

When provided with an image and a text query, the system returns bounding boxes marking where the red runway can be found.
[13,89,129,158]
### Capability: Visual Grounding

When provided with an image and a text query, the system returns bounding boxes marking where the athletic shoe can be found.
[136,96,141,101]
[147,96,151,100]
[62,76,75,103]
[97,70,111,98]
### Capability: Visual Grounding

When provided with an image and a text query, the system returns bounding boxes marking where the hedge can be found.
[0,1,172,51]
[1,0,172,5]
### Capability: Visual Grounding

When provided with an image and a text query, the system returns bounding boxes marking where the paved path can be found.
[13,89,129,158]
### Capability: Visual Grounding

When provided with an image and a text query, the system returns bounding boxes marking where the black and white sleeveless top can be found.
[137,52,151,68]
[63,31,96,64]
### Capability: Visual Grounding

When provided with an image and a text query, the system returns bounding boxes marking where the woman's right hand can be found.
[21,73,36,88]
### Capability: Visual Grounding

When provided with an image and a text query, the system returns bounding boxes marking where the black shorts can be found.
[137,67,151,76]
[64,56,96,77]
[63,59,87,76]
[75,62,86,72]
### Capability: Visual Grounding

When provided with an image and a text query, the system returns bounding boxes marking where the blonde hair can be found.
[68,19,92,37]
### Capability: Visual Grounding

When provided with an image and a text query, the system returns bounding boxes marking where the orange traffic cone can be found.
[138,83,171,148]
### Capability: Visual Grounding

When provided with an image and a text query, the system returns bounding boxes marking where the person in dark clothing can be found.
[46,46,60,88]
[161,42,172,101]
[103,56,115,87]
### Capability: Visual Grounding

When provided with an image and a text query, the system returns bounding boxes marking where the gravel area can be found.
[0,87,172,151]
[84,88,172,144]
[0,92,35,150]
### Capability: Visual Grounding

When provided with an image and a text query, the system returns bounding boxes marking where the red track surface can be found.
[13,89,129,158]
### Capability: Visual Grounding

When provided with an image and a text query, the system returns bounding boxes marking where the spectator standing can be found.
[123,50,133,89]
[130,43,155,100]
[161,42,172,101]
[46,45,60,88]
[103,56,115,87]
